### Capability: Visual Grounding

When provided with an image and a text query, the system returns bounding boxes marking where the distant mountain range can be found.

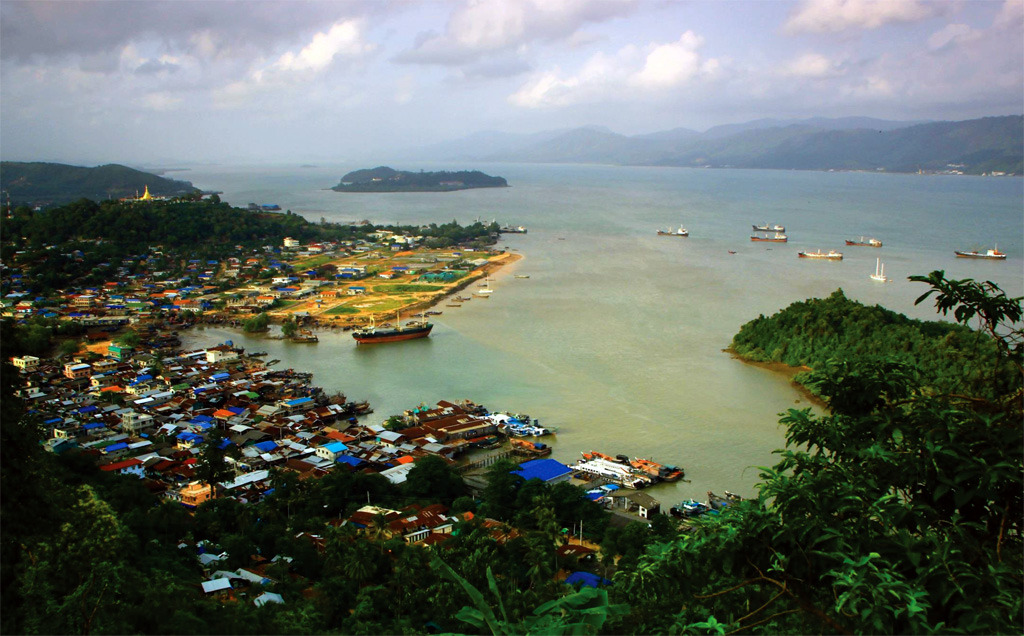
[0,162,198,205]
[415,116,1022,175]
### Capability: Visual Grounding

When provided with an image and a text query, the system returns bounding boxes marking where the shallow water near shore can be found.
[181,163,1023,504]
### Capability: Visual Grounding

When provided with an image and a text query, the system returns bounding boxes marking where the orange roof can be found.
[325,431,355,443]
[396,455,415,465]
[213,409,235,418]
[100,386,123,392]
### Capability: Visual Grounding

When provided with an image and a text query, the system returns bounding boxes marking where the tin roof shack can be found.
[608,491,662,519]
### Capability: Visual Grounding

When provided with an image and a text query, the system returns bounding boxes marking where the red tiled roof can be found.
[100,458,143,472]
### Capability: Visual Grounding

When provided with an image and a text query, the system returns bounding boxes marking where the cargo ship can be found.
[753,223,785,232]
[955,246,1006,260]
[845,236,883,247]
[798,249,843,260]
[751,232,788,242]
[352,313,432,344]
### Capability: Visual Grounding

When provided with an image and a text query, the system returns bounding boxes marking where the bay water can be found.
[180,163,1023,503]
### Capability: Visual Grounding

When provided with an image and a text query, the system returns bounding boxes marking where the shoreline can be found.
[256,250,523,331]
[724,349,828,410]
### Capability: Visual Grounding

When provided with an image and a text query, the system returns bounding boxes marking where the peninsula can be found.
[332,166,507,192]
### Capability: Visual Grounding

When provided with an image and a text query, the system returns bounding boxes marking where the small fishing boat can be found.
[514,274,530,279]
[657,226,689,237]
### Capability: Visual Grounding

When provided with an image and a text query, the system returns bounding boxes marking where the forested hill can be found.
[332,166,507,192]
[0,162,198,205]
[730,288,1017,400]
[456,115,1022,175]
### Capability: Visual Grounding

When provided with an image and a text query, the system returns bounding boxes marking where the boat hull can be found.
[798,251,843,260]
[352,324,433,344]
[846,240,882,247]
[751,236,787,242]
[955,251,1006,260]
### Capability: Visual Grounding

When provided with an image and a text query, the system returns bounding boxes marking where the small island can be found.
[332,166,508,192]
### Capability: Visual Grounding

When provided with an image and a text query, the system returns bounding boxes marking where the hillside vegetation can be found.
[730,287,1018,400]
[471,116,1023,175]
[0,162,198,205]
[333,167,507,192]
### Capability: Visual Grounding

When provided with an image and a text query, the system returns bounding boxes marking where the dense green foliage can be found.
[731,288,1017,400]
[2,271,1019,634]
[0,161,198,205]
[1,198,500,293]
[606,271,1022,634]
[333,166,508,191]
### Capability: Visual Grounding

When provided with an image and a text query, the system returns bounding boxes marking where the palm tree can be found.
[369,512,391,554]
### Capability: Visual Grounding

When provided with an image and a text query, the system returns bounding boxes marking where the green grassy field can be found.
[374,284,443,294]
[324,305,359,315]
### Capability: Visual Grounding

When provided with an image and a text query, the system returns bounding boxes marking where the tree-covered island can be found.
[332,166,508,192]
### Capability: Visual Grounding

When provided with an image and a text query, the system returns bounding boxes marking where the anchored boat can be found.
[870,258,890,282]
[798,249,843,260]
[955,246,1006,260]
[846,236,883,247]
[657,225,689,237]
[753,223,785,232]
[751,232,788,242]
[352,311,432,344]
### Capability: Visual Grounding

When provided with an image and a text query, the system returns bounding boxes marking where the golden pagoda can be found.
[139,185,153,201]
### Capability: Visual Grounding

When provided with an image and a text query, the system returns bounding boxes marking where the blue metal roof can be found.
[254,440,278,453]
[336,454,363,467]
[565,572,610,588]
[513,459,572,483]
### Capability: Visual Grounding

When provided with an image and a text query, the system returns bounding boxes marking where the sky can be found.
[1,0,1022,166]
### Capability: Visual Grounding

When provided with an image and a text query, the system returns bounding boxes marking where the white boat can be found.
[870,258,890,282]
[655,225,688,235]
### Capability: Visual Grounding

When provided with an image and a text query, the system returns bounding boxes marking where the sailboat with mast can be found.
[870,258,890,282]
[352,310,433,344]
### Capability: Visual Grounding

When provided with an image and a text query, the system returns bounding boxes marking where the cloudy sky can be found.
[1,0,1021,165]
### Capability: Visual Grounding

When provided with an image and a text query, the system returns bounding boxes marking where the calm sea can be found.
[179,163,1024,502]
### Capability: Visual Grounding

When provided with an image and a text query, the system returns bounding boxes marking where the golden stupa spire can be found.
[139,185,153,201]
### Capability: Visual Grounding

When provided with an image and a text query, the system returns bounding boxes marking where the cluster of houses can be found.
[2,232,496,323]
[10,337,522,508]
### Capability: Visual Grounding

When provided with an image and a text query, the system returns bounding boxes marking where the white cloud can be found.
[510,31,717,107]
[840,74,895,99]
[138,91,183,111]
[927,24,982,52]
[215,20,375,106]
[784,0,945,34]
[269,20,374,74]
[510,68,581,107]
[782,52,842,78]
[397,0,636,65]
[993,0,1024,31]
[630,31,704,89]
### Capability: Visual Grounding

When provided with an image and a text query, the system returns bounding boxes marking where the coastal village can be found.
[2,214,716,607]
